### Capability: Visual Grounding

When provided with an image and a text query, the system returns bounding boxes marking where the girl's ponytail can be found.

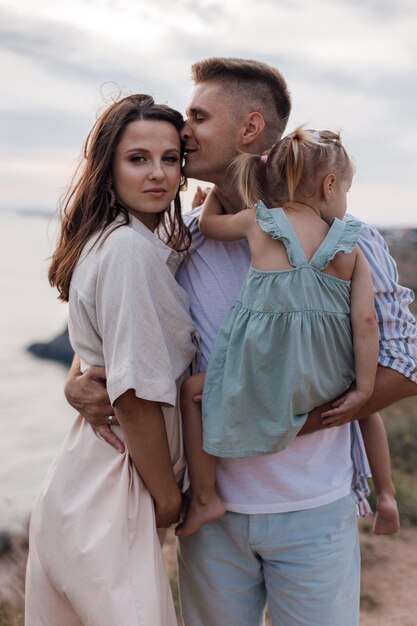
[230,152,265,208]
[267,127,332,204]
[286,129,306,200]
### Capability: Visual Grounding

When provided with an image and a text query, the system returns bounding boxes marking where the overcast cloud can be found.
[1,0,416,226]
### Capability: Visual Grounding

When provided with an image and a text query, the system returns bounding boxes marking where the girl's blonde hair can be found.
[232,127,354,208]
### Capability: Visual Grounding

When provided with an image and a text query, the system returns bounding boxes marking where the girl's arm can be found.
[350,248,379,396]
[322,248,379,425]
[114,390,182,528]
[199,188,254,241]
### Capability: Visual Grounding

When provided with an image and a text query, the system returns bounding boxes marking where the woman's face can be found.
[112,119,181,229]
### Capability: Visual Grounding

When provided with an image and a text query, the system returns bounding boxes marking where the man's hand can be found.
[65,364,112,421]
[65,356,124,453]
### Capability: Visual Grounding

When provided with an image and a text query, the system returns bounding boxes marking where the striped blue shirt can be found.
[346,214,417,383]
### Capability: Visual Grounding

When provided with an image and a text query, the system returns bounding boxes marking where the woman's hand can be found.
[154,491,183,528]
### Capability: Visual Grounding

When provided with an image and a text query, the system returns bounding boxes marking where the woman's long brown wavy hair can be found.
[49,94,191,302]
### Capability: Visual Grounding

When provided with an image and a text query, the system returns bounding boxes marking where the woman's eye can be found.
[164,156,179,163]
[130,155,145,163]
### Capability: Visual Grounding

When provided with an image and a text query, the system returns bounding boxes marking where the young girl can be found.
[25,95,196,625]
[177,128,400,538]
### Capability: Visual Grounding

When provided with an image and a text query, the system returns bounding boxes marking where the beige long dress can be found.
[25,216,196,626]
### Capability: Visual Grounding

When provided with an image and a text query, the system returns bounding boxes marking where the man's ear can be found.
[322,173,337,201]
[240,112,265,147]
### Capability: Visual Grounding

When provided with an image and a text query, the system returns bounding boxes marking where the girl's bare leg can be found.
[176,372,225,537]
[359,413,400,534]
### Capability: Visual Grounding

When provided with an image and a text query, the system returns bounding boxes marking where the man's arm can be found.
[354,366,417,418]
[65,354,124,452]
[300,365,417,435]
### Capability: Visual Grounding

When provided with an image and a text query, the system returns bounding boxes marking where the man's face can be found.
[182,81,242,185]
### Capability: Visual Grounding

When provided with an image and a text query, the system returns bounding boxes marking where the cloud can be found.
[336,0,417,20]
[0,7,97,80]
[0,109,91,157]
[258,0,417,21]
[1,0,416,223]
[0,5,169,92]
[142,0,225,23]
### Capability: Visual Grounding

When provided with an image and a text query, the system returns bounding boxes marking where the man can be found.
[65,58,417,625]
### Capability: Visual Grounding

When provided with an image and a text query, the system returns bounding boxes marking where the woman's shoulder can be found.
[99,221,156,259]
[102,221,141,246]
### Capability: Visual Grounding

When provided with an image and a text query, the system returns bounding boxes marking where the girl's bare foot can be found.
[373,493,400,535]
[175,493,225,537]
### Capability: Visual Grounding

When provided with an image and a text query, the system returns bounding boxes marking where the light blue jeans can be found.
[178,494,360,626]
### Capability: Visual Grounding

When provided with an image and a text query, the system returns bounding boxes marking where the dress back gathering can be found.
[25,215,196,626]
[202,203,362,458]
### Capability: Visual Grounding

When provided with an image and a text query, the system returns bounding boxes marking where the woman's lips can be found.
[144,189,166,198]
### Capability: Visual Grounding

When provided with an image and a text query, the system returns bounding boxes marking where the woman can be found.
[25,95,196,625]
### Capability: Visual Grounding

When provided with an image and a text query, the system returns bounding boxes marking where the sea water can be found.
[0,211,76,531]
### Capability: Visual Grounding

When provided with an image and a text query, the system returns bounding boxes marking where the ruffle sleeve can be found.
[255,201,305,267]
[320,218,362,267]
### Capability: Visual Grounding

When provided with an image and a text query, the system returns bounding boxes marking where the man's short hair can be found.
[191,57,291,141]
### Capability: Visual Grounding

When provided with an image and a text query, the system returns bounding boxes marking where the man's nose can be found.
[181,121,191,140]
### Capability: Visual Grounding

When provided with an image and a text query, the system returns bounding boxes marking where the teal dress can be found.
[202,202,362,458]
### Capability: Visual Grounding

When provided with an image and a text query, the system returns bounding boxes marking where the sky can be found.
[1,0,417,227]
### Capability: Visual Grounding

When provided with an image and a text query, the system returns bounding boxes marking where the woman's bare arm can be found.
[114,389,182,528]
